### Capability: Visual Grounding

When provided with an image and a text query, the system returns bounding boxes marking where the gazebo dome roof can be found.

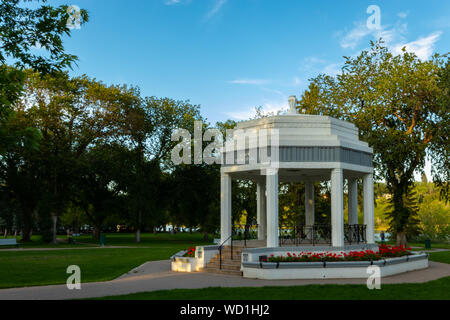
[234,114,372,154]
[223,96,373,181]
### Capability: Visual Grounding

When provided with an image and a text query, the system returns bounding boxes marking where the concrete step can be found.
[206,262,241,270]
[210,254,241,260]
[208,258,241,264]
[220,249,242,253]
[202,268,243,276]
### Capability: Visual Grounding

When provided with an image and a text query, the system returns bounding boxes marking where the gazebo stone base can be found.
[241,252,429,280]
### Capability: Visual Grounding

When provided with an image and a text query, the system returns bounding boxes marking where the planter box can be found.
[170,245,220,272]
[242,253,429,279]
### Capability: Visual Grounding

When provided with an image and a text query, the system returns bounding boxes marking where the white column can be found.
[220,172,232,245]
[363,173,375,244]
[266,169,279,248]
[348,178,358,225]
[257,181,267,240]
[331,168,344,247]
[305,181,315,226]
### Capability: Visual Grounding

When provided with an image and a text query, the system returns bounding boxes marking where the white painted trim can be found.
[242,258,428,279]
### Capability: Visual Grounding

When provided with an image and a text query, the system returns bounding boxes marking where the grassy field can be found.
[384,241,450,250]
[2,232,213,248]
[93,250,450,300]
[0,232,212,289]
[95,276,450,300]
[0,233,448,295]
[428,251,450,264]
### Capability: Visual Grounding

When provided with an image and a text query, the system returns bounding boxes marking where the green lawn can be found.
[96,276,450,300]
[428,251,450,264]
[383,241,450,250]
[0,232,212,289]
[2,232,213,248]
[93,250,450,300]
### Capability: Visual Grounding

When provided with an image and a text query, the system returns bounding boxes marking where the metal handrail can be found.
[218,233,233,270]
[218,224,258,269]
[232,223,258,246]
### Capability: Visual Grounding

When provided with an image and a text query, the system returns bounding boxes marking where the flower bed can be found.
[183,246,196,257]
[266,245,411,263]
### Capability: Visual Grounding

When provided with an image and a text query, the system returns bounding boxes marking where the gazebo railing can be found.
[344,224,367,244]
[279,224,366,246]
[279,224,332,246]
[232,223,258,247]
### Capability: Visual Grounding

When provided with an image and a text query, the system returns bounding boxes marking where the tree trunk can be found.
[3,229,7,238]
[21,209,33,242]
[135,208,142,243]
[93,226,100,240]
[153,226,157,235]
[135,228,141,242]
[396,231,408,247]
[203,232,209,242]
[52,214,58,244]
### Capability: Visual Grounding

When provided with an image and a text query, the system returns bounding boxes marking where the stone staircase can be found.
[202,245,243,276]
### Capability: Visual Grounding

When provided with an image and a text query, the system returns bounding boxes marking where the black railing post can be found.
[219,245,222,269]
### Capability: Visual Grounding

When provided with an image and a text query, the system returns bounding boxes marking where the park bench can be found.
[0,238,19,248]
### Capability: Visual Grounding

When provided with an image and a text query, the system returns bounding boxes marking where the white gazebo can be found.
[220,96,375,248]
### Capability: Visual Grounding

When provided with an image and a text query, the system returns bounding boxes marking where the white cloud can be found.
[340,22,373,49]
[228,79,271,85]
[338,16,442,61]
[164,0,181,5]
[397,11,408,19]
[225,100,288,120]
[322,63,341,76]
[393,31,442,60]
[205,0,227,20]
[339,20,408,50]
[304,57,327,65]
[293,77,302,86]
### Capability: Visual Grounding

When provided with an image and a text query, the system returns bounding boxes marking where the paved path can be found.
[0,259,449,300]
[0,246,156,251]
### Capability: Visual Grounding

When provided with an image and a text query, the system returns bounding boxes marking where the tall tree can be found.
[298,40,449,245]
[0,0,88,147]
[0,0,88,74]
[116,97,202,242]
[3,71,135,242]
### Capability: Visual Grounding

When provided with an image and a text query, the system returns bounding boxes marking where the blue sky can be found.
[50,0,450,124]
[38,0,449,178]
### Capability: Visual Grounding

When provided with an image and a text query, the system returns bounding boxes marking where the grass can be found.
[92,249,450,300]
[428,251,450,264]
[384,241,450,250]
[1,232,214,248]
[0,233,448,296]
[0,232,213,289]
[95,276,450,300]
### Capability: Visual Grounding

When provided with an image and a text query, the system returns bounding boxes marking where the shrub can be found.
[183,246,196,257]
[266,245,411,263]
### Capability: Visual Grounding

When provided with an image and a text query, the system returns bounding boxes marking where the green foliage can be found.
[0,0,88,74]
[298,39,449,244]
[414,182,450,241]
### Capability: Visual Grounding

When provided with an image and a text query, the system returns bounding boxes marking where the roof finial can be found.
[288,95,297,114]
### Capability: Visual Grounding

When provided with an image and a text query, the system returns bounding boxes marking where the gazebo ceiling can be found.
[227,168,367,182]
